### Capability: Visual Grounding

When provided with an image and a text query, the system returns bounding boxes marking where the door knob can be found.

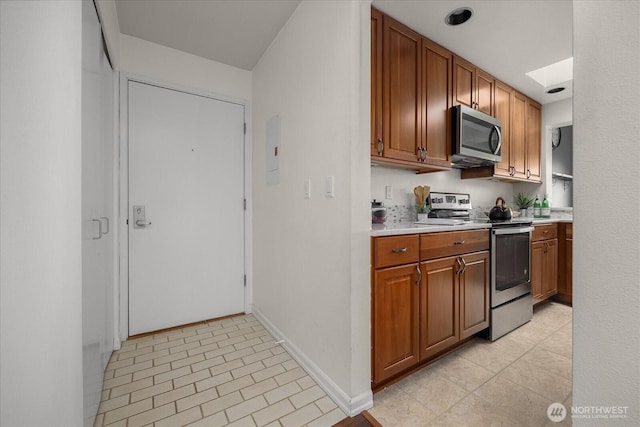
[133,205,151,229]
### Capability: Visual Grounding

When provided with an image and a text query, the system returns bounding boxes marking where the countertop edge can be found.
[371,218,572,237]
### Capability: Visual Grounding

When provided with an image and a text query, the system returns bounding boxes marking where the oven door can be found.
[491,226,533,307]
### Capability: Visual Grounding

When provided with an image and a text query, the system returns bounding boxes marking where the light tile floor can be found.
[368,301,573,427]
[94,314,347,427]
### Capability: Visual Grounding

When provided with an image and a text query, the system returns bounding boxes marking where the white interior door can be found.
[128,81,245,335]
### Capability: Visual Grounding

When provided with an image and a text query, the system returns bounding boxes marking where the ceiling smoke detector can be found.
[547,87,566,94]
[445,7,473,26]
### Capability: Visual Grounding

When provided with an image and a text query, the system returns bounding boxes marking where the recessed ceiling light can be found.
[547,87,565,94]
[445,7,473,26]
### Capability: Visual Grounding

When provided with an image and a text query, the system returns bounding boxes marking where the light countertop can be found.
[371,217,572,237]
[371,221,492,237]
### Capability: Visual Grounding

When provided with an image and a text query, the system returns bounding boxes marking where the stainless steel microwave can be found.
[451,105,502,168]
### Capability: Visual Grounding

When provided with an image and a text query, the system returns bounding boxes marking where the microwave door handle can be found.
[491,125,502,155]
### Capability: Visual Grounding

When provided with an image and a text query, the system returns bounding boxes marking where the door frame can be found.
[117,73,252,344]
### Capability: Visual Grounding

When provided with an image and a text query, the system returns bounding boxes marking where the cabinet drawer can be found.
[374,235,420,268]
[532,223,558,242]
[420,230,489,260]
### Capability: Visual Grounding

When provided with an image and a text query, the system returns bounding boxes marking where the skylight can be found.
[526,57,573,88]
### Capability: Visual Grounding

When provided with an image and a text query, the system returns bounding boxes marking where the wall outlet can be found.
[385,185,392,200]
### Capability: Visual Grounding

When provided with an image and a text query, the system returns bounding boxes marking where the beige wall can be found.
[251,0,372,415]
[119,34,252,102]
[573,1,640,424]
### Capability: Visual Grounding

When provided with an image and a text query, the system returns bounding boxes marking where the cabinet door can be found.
[373,264,420,383]
[542,239,558,298]
[459,251,490,339]
[493,81,512,178]
[476,69,494,116]
[531,241,544,303]
[420,257,459,360]
[526,100,542,181]
[453,56,474,109]
[421,38,452,167]
[371,8,383,157]
[511,91,528,179]
[383,16,421,162]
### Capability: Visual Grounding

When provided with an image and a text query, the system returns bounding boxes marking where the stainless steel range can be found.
[427,192,534,341]
[488,221,534,341]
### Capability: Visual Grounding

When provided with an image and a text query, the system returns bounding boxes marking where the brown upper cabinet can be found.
[370,10,451,172]
[382,16,422,163]
[421,37,453,168]
[526,100,542,181]
[453,55,494,116]
[370,8,383,158]
[461,82,542,183]
[372,8,543,182]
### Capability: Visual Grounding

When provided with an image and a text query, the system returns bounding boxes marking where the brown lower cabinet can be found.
[556,223,573,304]
[372,263,420,382]
[531,224,558,304]
[372,231,489,387]
[420,251,489,360]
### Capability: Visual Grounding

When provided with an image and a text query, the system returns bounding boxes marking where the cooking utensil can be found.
[413,185,430,208]
[489,196,512,220]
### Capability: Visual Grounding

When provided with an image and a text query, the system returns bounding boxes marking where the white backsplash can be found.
[371,166,516,214]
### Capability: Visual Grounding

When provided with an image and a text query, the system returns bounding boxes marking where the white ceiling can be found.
[115,0,301,71]
[115,0,573,105]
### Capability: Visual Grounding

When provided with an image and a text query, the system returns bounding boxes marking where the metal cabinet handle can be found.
[377,138,384,156]
[454,241,465,245]
[527,169,531,179]
[423,148,428,161]
[416,265,422,286]
[100,217,109,235]
[391,247,408,254]
[460,257,467,275]
[456,257,462,275]
[543,230,549,234]
[91,219,102,240]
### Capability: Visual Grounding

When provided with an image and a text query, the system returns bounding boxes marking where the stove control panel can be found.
[428,192,472,210]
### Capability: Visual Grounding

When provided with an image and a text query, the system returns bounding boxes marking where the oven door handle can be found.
[492,226,534,235]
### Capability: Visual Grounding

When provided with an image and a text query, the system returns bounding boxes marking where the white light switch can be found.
[304,178,311,199]
[385,185,392,200]
[325,176,334,198]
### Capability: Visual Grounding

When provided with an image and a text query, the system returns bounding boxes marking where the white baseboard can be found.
[252,308,373,417]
